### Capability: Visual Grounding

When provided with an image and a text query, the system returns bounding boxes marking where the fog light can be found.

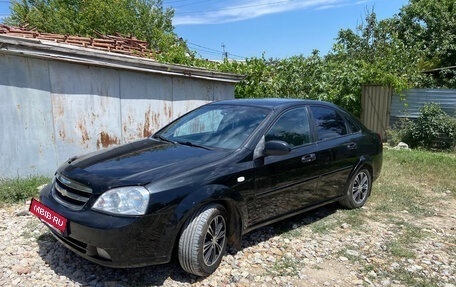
[96,247,111,260]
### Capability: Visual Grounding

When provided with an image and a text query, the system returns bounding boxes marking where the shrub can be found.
[386,118,414,147]
[401,103,456,150]
[0,176,50,204]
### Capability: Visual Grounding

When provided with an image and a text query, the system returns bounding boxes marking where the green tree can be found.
[5,0,191,63]
[217,10,426,117]
[332,11,420,89]
[307,11,419,116]
[394,0,456,69]
[221,55,276,99]
[393,0,456,88]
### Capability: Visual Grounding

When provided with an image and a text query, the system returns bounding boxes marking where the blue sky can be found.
[0,0,409,60]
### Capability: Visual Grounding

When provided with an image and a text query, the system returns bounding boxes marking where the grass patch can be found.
[269,256,300,276]
[340,208,365,229]
[388,241,416,258]
[0,176,50,204]
[337,248,361,262]
[371,149,456,216]
[309,216,339,234]
[280,227,302,239]
[448,237,456,255]
[385,221,429,259]
[381,149,456,195]
[371,184,434,216]
[362,149,455,286]
[391,267,440,287]
[309,209,365,234]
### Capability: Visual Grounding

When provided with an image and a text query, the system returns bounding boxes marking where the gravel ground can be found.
[0,198,454,287]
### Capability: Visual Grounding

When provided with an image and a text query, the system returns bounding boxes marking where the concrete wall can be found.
[0,54,235,178]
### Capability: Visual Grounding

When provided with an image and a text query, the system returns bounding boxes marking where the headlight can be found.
[92,186,150,215]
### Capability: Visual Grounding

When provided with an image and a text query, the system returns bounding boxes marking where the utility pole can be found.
[221,43,228,61]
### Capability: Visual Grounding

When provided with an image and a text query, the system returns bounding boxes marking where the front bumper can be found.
[39,184,175,268]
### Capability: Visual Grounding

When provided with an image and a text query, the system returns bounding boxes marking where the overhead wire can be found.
[187,43,226,59]
[0,0,248,60]
[166,1,253,60]
[188,41,223,54]
[186,41,247,60]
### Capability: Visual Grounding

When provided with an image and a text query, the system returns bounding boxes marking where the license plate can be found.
[29,198,68,233]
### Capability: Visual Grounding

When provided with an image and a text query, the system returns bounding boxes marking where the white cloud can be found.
[173,0,371,25]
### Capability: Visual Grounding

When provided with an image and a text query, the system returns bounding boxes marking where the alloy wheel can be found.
[352,171,369,204]
[203,215,226,266]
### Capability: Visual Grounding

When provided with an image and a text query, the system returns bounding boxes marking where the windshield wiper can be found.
[153,134,177,144]
[177,141,213,150]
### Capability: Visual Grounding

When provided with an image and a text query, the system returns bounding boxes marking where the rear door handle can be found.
[301,153,316,163]
[347,143,358,150]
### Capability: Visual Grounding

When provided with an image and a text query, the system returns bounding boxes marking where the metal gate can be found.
[361,85,392,140]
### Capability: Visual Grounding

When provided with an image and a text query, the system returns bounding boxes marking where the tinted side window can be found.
[346,116,361,133]
[310,106,347,141]
[265,107,311,147]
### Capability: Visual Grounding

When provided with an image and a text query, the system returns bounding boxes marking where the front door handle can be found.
[301,153,316,163]
[347,142,358,150]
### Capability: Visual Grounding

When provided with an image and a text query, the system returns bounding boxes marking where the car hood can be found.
[59,139,231,192]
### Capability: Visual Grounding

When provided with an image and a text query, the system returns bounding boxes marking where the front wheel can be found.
[340,168,372,209]
[178,204,227,276]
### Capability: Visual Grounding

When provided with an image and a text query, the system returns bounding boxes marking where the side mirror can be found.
[264,140,291,156]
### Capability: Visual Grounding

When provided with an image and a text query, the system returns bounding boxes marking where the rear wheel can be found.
[340,168,372,209]
[178,204,227,276]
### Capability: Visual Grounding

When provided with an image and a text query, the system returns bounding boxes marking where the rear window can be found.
[310,106,347,141]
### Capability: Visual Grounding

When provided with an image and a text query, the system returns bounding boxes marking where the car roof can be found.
[211,98,338,110]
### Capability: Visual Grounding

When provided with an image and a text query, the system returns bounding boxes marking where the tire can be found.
[178,204,227,276]
[340,168,372,209]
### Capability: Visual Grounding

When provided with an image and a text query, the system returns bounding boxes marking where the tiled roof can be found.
[0,24,157,58]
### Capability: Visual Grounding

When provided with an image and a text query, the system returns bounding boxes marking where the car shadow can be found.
[36,235,197,286]
[235,202,340,253]
[36,203,339,286]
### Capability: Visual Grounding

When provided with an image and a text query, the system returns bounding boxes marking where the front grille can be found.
[52,174,92,210]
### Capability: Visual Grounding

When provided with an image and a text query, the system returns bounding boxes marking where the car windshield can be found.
[156,104,270,150]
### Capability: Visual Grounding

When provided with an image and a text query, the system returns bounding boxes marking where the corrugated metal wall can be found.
[390,89,456,126]
[361,85,392,139]
[0,54,235,178]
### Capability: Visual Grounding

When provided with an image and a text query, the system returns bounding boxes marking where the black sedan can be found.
[33,99,382,276]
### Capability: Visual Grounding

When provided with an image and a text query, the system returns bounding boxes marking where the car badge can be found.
[59,176,72,186]
[59,188,69,198]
